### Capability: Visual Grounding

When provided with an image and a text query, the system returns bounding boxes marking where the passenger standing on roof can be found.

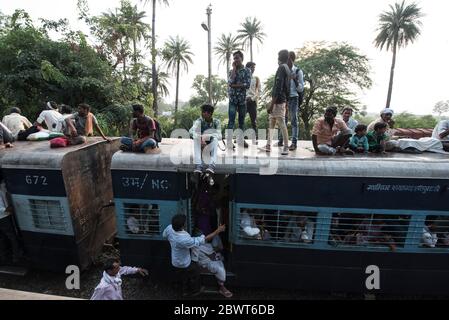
[312,106,354,155]
[120,104,159,154]
[227,51,251,149]
[2,107,33,140]
[432,119,449,152]
[35,101,65,133]
[245,62,261,142]
[90,258,148,300]
[163,214,226,297]
[262,50,291,156]
[65,103,110,145]
[278,51,304,151]
[190,104,222,174]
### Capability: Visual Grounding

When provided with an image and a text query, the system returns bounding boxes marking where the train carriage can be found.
[0,138,119,271]
[111,139,449,294]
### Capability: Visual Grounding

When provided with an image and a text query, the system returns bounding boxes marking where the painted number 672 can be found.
[25,175,48,186]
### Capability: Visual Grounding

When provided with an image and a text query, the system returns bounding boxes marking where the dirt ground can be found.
[0,245,446,300]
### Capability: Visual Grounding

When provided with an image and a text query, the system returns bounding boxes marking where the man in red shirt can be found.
[120,105,159,153]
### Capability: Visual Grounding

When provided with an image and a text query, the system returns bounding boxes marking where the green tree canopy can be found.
[189,75,228,107]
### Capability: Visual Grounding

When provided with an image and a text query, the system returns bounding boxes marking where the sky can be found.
[1,0,448,115]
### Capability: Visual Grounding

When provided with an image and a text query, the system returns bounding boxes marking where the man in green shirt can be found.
[367,122,388,154]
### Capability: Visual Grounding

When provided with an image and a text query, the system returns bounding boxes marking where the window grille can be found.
[237,209,317,245]
[411,215,449,249]
[123,204,161,236]
[328,213,410,250]
[29,200,68,232]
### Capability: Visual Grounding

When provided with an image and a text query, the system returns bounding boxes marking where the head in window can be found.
[172,214,187,232]
[104,258,121,277]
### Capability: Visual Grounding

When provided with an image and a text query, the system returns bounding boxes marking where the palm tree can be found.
[98,9,130,79]
[162,36,194,122]
[150,68,170,98]
[237,17,266,62]
[141,0,170,116]
[374,1,423,108]
[121,1,150,65]
[214,33,241,78]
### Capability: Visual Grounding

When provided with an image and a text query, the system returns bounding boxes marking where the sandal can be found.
[219,287,233,298]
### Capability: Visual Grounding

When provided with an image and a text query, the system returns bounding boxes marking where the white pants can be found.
[194,138,218,167]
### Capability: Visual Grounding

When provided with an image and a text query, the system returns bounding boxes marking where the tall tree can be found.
[121,1,150,65]
[162,36,194,122]
[433,100,449,117]
[214,33,241,78]
[141,0,170,116]
[237,17,266,62]
[374,1,423,108]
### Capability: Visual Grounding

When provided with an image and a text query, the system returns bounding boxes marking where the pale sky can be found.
[1,0,448,115]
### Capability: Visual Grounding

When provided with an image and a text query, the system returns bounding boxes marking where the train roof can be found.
[0,138,114,170]
[112,139,449,180]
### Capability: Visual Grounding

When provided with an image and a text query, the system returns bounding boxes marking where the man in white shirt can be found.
[90,258,148,300]
[2,108,32,139]
[163,214,225,296]
[432,120,449,151]
[245,62,261,141]
[34,101,65,133]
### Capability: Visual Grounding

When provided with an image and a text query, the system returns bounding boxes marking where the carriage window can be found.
[420,216,449,249]
[328,213,410,250]
[123,204,160,236]
[29,200,68,232]
[238,209,317,245]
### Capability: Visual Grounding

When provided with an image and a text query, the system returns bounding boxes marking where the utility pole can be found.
[202,4,213,104]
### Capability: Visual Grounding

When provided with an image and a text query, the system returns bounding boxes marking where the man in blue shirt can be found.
[228,51,251,147]
[163,214,226,296]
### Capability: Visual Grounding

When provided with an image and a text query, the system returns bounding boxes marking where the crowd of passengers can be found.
[1,50,448,164]
[239,211,449,252]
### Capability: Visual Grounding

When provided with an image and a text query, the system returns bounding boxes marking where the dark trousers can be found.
[174,262,201,295]
[246,99,258,138]
[17,126,40,141]
[443,142,449,152]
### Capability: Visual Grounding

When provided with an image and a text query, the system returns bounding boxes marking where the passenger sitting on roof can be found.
[367,122,388,154]
[2,107,33,141]
[65,103,111,145]
[312,106,354,156]
[190,104,222,175]
[120,104,159,154]
[422,220,438,248]
[349,124,369,154]
[35,101,65,133]
[191,229,233,298]
[368,108,399,151]
[0,122,14,149]
[432,119,449,152]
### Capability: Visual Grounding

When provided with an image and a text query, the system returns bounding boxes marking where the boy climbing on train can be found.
[120,104,160,154]
[190,104,222,174]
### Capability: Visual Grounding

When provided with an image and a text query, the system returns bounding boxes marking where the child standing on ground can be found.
[349,124,369,154]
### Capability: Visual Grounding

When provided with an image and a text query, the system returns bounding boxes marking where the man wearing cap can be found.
[432,119,449,152]
[368,108,398,151]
